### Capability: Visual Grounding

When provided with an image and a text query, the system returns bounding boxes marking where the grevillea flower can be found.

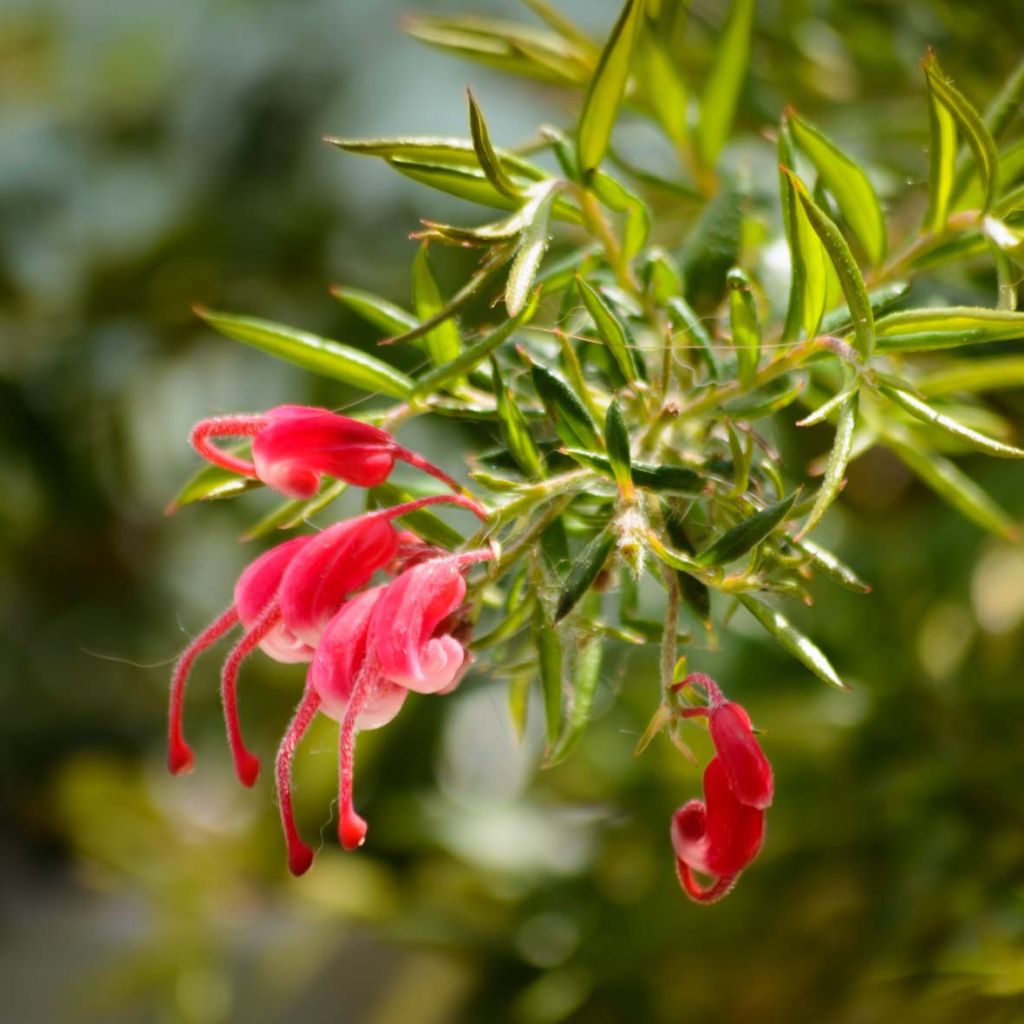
[670,673,773,903]
[189,404,466,499]
[168,494,484,787]
[274,548,492,874]
[671,757,766,904]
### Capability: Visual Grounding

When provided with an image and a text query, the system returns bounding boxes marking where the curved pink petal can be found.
[278,517,400,646]
[252,406,396,498]
[309,588,408,730]
[370,556,468,693]
[709,702,774,809]
[234,535,316,663]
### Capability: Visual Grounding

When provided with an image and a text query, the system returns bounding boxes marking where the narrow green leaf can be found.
[388,157,525,213]
[819,281,910,336]
[884,428,1018,539]
[786,109,887,265]
[917,355,1024,396]
[576,276,639,383]
[801,390,858,536]
[722,375,804,419]
[604,401,633,495]
[194,308,413,399]
[508,672,531,743]
[667,296,720,381]
[726,268,760,386]
[794,538,871,594]
[330,286,419,335]
[589,170,651,262]
[695,0,754,168]
[874,307,1024,352]
[532,602,564,746]
[636,24,688,149]
[468,91,522,199]
[168,452,260,512]
[924,51,999,217]
[562,449,704,494]
[522,0,598,56]
[531,363,601,449]
[413,244,462,367]
[555,530,615,622]
[413,296,537,399]
[924,62,958,232]
[647,530,703,575]
[785,169,874,359]
[577,0,643,173]
[506,185,558,315]
[328,135,547,181]
[780,157,836,343]
[879,383,1024,458]
[493,358,545,478]
[696,491,799,566]
[682,180,742,312]
[545,613,605,765]
[662,503,712,625]
[404,15,593,86]
[739,595,846,689]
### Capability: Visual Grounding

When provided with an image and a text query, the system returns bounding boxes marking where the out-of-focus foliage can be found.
[4,1,1024,1023]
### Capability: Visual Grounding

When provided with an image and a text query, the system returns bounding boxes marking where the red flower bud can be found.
[189,405,467,500]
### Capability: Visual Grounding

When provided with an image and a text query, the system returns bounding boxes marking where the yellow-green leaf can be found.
[786,109,886,265]
[194,308,413,399]
[577,0,643,174]
[412,244,462,367]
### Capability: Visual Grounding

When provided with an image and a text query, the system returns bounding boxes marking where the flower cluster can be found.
[669,674,773,904]
[169,405,491,874]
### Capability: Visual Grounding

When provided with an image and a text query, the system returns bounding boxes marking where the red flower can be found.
[168,494,484,787]
[670,673,773,903]
[189,404,466,499]
[274,549,492,874]
[671,757,766,904]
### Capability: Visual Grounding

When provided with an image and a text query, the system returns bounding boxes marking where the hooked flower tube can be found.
[670,673,773,903]
[189,404,467,499]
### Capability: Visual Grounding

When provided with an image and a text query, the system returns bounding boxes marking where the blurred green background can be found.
[4,1,1024,1021]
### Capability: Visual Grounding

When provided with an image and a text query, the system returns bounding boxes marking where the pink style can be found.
[275,549,493,876]
[189,404,467,499]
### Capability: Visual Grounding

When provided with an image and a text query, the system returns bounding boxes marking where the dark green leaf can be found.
[722,375,804,418]
[682,180,742,312]
[545,612,605,765]
[794,538,871,594]
[561,449,704,494]
[576,276,639,383]
[493,358,545,478]
[195,307,413,399]
[555,530,615,622]
[603,400,633,495]
[532,363,601,449]
[667,296,720,381]
[696,491,799,566]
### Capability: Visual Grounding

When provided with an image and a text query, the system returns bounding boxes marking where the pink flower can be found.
[168,494,485,788]
[189,405,466,499]
[671,757,766,904]
[274,548,493,874]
